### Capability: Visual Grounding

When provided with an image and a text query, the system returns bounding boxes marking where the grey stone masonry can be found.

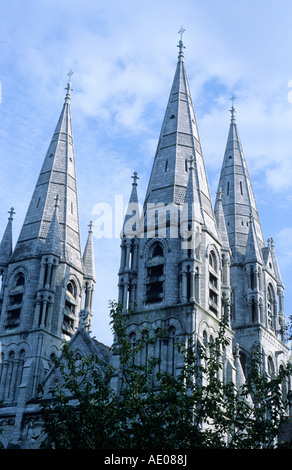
[215,104,289,377]
[116,38,236,394]
[0,78,97,448]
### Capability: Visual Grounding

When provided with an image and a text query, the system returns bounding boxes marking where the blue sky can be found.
[0,0,291,345]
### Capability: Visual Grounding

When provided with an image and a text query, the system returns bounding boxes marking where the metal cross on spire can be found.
[8,207,15,221]
[131,171,139,185]
[229,95,236,121]
[177,27,186,60]
[65,70,73,101]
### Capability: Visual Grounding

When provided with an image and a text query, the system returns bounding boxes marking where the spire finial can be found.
[131,171,139,186]
[229,95,236,122]
[88,220,94,232]
[8,207,15,221]
[65,70,73,103]
[67,69,73,82]
[177,27,186,61]
[178,26,185,41]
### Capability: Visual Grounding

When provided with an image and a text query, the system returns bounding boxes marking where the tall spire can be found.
[82,221,96,282]
[245,212,262,264]
[268,237,284,287]
[0,208,15,265]
[214,188,230,251]
[183,155,203,225]
[12,72,83,269]
[122,172,140,238]
[43,195,61,257]
[144,31,217,236]
[215,104,265,261]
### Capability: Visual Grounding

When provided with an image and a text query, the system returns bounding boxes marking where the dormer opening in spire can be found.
[145,240,165,305]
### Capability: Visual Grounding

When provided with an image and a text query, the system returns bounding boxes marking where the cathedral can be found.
[0,36,290,448]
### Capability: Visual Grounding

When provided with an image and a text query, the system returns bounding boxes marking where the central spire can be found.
[144,31,217,236]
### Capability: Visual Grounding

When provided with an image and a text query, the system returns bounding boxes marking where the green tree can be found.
[38,301,292,449]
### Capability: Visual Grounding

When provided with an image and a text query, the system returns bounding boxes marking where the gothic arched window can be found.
[146,242,164,304]
[267,356,275,378]
[203,330,208,349]
[63,280,78,337]
[209,250,218,315]
[267,284,275,330]
[251,297,256,323]
[6,351,16,401]
[250,266,255,291]
[168,326,176,376]
[209,251,217,271]
[150,243,164,259]
[154,327,162,373]
[6,271,26,328]
[14,273,25,288]
[239,351,247,378]
[129,331,136,351]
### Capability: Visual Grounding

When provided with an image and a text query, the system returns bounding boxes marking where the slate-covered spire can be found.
[43,195,61,257]
[215,103,265,261]
[122,172,140,238]
[182,155,203,225]
[245,212,262,264]
[214,188,230,251]
[144,31,217,236]
[82,221,96,283]
[0,208,15,265]
[12,73,82,269]
[269,237,284,287]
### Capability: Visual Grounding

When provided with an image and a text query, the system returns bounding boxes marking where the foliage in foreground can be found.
[38,301,292,449]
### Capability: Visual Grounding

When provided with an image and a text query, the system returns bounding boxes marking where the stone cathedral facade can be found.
[0,38,290,448]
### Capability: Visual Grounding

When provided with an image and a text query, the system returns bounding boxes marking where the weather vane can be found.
[229,95,236,120]
[67,70,74,82]
[178,27,186,40]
